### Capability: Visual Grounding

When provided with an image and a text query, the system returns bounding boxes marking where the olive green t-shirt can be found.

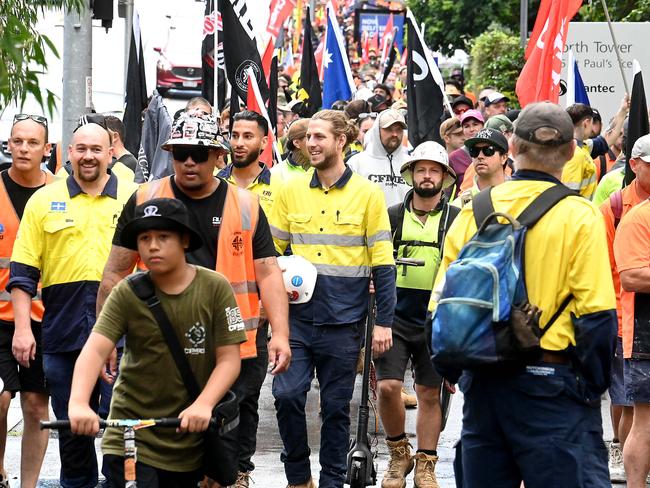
[93,266,246,472]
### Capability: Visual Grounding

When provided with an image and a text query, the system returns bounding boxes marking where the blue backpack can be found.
[431,185,574,368]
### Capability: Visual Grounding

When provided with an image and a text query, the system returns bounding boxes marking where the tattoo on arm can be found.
[97,246,138,315]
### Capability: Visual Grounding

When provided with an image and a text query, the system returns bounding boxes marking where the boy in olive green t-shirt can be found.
[68,198,246,486]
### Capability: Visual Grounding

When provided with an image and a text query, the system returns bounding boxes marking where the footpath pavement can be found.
[5,372,620,487]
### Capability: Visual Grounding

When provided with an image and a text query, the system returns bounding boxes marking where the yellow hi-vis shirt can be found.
[429,177,615,351]
[561,142,597,200]
[270,167,395,325]
[218,163,281,217]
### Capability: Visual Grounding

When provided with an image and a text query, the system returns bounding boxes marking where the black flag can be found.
[299,8,322,117]
[219,0,269,103]
[268,55,279,134]
[229,91,241,135]
[406,9,445,147]
[382,44,398,84]
[624,60,649,186]
[123,11,148,155]
[201,0,226,110]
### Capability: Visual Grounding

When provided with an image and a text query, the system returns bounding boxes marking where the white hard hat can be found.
[400,141,456,189]
[277,255,317,304]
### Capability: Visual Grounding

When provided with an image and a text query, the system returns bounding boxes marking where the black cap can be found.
[74,113,110,134]
[120,198,203,252]
[514,102,574,147]
[465,128,509,153]
[451,95,473,109]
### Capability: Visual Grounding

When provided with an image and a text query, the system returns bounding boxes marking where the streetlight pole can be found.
[520,0,528,48]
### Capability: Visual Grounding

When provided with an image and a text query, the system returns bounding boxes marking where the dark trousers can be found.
[230,322,269,473]
[43,351,103,488]
[103,454,202,488]
[457,364,610,487]
[273,319,362,488]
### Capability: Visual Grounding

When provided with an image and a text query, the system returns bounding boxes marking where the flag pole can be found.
[214,3,220,115]
[599,0,630,94]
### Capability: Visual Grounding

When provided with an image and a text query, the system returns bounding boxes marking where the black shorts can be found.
[0,320,47,396]
[374,321,441,388]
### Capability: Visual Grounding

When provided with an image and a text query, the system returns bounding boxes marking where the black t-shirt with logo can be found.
[113,177,277,268]
[2,170,47,219]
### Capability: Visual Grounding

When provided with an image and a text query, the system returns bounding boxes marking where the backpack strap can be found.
[516,185,576,228]
[472,187,495,229]
[539,293,573,338]
[598,154,607,182]
[610,189,624,229]
[387,202,405,252]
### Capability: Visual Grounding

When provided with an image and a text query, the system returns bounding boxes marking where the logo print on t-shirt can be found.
[184,322,206,355]
[212,216,221,226]
[225,306,245,332]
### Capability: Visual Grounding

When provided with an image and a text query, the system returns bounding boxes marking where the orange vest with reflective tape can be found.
[136,177,261,359]
[0,172,55,322]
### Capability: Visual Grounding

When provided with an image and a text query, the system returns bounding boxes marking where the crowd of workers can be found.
[0,57,648,488]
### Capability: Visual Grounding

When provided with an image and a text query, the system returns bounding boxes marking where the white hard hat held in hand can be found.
[277,255,317,304]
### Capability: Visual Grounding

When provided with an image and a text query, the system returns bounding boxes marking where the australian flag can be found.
[322,2,355,109]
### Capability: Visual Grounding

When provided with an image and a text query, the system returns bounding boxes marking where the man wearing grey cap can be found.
[430,102,617,486]
[347,108,410,207]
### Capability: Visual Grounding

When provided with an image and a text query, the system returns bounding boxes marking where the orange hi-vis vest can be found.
[0,172,56,322]
[136,176,261,359]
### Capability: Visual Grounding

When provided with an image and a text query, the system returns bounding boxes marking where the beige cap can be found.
[378,108,407,129]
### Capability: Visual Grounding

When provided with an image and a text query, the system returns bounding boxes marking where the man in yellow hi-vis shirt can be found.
[8,115,137,488]
[270,109,396,488]
[430,102,616,487]
[562,103,599,199]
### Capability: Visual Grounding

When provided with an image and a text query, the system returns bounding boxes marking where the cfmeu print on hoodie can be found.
[347,117,410,207]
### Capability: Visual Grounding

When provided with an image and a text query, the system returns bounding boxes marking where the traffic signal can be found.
[92,0,114,30]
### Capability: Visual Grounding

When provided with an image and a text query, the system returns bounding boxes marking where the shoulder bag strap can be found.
[539,293,573,338]
[127,273,201,400]
[472,187,495,229]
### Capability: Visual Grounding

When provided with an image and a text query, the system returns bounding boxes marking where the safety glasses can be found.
[13,114,48,128]
[358,112,378,121]
[469,145,498,158]
[171,146,211,163]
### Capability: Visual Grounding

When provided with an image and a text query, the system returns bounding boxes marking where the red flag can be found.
[516,0,582,107]
[267,0,296,39]
[246,71,279,168]
[400,47,408,66]
[525,0,552,60]
[361,32,369,63]
[370,31,379,53]
[315,37,325,81]
[261,37,275,81]
[380,14,394,67]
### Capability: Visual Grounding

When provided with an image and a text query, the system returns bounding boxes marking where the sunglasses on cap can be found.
[358,112,378,121]
[171,146,212,163]
[13,114,48,128]
[469,145,499,158]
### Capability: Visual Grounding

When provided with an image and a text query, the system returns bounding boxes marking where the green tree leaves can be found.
[0,0,84,116]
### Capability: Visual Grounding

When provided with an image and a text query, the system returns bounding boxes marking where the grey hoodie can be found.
[346,116,410,207]
[135,92,173,183]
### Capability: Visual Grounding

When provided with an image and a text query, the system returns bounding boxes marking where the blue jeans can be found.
[273,319,362,488]
[43,351,111,488]
[457,364,609,487]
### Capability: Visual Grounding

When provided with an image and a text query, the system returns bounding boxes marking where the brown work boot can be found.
[231,472,251,488]
[413,452,440,488]
[286,478,316,488]
[381,437,414,488]
[401,388,417,408]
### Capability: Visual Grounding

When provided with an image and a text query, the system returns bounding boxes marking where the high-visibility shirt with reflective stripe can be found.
[9,174,137,352]
[218,163,281,217]
[270,167,395,325]
[430,175,616,351]
[561,142,597,200]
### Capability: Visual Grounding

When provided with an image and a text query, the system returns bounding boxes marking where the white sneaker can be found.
[609,442,626,483]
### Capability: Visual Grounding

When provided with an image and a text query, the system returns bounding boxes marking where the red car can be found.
[154,26,203,98]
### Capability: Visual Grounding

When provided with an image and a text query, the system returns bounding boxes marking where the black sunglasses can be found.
[469,145,498,158]
[171,146,211,163]
[13,114,48,127]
